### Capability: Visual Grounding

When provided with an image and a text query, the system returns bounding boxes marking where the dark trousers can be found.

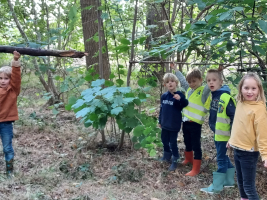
[215,141,234,173]
[234,149,259,200]
[182,121,202,160]
[161,128,179,158]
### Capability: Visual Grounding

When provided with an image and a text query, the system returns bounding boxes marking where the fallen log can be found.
[0,45,88,58]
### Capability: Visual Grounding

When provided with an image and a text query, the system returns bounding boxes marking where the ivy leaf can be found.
[91,79,105,87]
[258,20,267,34]
[105,80,114,87]
[111,107,123,115]
[138,78,146,87]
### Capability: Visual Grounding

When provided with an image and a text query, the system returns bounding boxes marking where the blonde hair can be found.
[0,66,12,78]
[163,73,179,84]
[237,72,266,103]
[186,68,202,82]
[206,69,223,81]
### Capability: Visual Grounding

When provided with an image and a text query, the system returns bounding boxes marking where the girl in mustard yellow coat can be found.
[228,73,267,200]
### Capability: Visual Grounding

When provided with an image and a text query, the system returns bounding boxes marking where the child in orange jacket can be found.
[0,51,21,178]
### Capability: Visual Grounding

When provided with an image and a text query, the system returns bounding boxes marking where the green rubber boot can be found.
[200,172,226,194]
[6,159,14,179]
[224,168,235,187]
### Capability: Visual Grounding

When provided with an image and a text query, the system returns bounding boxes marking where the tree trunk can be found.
[145,4,167,84]
[80,0,110,79]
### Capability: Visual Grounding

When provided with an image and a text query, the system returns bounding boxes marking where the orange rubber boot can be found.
[182,151,193,165]
[185,159,201,176]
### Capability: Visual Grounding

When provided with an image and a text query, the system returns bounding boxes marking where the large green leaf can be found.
[133,125,145,136]
[258,20,267,34]
[120,38,130,45]
[138,78,146,87]
[111,107,123,115]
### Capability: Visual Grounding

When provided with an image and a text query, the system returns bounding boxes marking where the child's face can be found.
[206,72,223,91]
[164,79,177,93]
[241,78,259,101]
[188,77,202,90]
[0,73,10,89]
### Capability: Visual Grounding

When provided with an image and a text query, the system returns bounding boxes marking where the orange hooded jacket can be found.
[0,60,21,122]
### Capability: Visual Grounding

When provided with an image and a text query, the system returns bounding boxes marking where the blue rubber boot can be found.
[224,168,235,187]
[159,151,172,163]
[200,172,226,194]
[168,156,179,171]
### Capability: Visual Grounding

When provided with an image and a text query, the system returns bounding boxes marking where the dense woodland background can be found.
[0,0,267,199]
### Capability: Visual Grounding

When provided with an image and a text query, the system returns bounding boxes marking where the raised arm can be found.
[170,63,189,91]
[10,51,21,96]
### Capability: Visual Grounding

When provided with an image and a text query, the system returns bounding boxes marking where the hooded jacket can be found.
[209,85,236,133]
[159,91,188,132]
[0,60,21,122]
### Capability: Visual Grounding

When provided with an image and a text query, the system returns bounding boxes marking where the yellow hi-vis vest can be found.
[215,93,236,141]
[183,86,209,124]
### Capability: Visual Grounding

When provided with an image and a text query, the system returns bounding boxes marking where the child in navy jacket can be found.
[158,73,188,171]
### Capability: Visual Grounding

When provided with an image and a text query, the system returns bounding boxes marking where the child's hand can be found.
[13,51,21,61]
[218,64,224,72]
[173,94,181,100]
[264,160,267,168]
[226,142,231,148]
[170,62,178,71]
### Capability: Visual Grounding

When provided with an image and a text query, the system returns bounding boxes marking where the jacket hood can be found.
[212,85,231,96]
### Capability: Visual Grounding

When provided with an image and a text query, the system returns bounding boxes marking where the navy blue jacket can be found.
[209,85,236,133]
[159,91,188,132]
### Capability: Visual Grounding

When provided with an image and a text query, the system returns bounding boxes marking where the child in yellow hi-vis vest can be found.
[228,73,267,200]
[170,63,210,176]
[201,69,236,194]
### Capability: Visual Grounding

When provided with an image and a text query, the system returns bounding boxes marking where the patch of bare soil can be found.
[0,110,267,200]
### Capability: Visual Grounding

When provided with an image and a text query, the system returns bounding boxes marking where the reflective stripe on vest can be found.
[215,93,236,141]
[183,86,209,124]
[183,109,205,122]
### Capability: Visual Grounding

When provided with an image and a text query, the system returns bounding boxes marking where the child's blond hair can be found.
[186,68,202,82]
[163,73,179,84]
[237,72,266,103]
[0,66,12,78]
[206,69,223,81]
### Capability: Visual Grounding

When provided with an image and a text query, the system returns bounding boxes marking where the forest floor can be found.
[0,107,267,200]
